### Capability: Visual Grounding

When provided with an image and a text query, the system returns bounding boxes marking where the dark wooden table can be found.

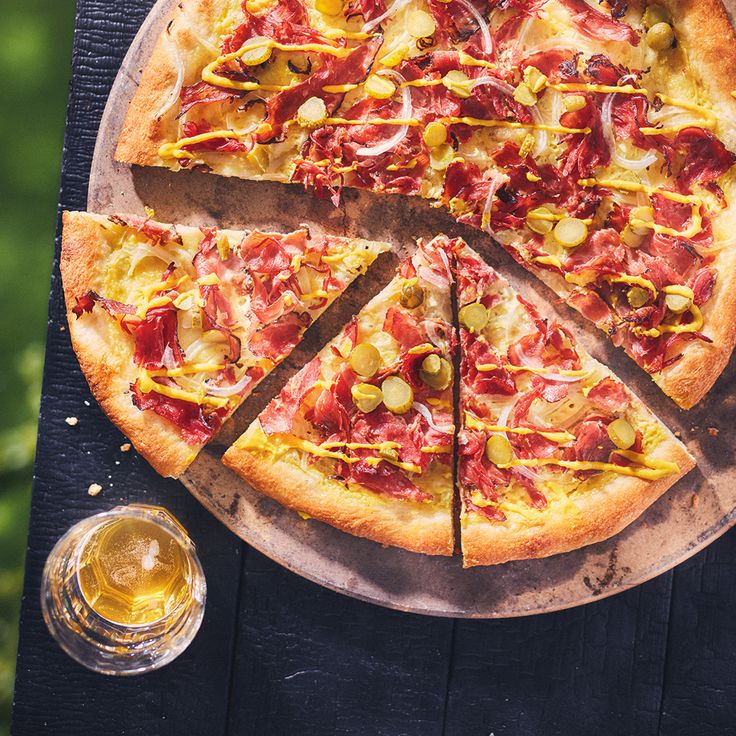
[10,2,736,734]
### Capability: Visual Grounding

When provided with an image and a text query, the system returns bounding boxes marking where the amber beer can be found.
[41,505,206,675]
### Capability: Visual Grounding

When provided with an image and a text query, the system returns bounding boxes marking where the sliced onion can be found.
[471,75,516,97]
[495,399,514,428]
[224,113,259,138]
[185,332,229,363]
[515,15,533,49]
[155,43,185,119]
[548,88,562,128]
[413,402,453,434]
[511,345,543,369]
[537,371,585,383]
[361,0,412,32]
[512,465,544,483]
[481,172,508,234]
[162,345,180,370]
[127,242,195,276]
[356,70,412,158]
[437,245,451,276]
[423,318,450,348]
[601,93,658,171]
[206,370,254,397]
[529,104,548,159]
[454,0,493,56]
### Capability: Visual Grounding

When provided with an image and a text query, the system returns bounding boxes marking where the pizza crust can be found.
[656,236,736,408]
[115,0,220,167]
[61,211,199,477]
[665,0,736,150]
[222,423,455,556]
[461,426,695,567]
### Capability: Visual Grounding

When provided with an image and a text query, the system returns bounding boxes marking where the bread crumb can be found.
[88,483,103,497]
[691,493,699,508]
[674,430,681,439]
[65,417,78,426]
[707,427,719,437]
[120,443,131,452]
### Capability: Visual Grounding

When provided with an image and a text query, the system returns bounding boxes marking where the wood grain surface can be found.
[10,1,736,734]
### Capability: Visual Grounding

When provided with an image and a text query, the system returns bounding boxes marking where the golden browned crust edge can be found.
[657,238,736,408]
[650,0,736,407]
[663,0,736,148]
[114,20,179,166]
[222,432,455,556]
[461,434,695,567]
[61,211,199,477]
[114,0,223,166]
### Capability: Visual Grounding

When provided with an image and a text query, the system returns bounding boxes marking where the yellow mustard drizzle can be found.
[633,304,704,338]
[147,363,226,377]
[531,254,563,269]
[202,40,353,91]
[475,363,588,378]
[137,370,231,408]
[603,273,658,296]
[578,179,703,239]
[158,130,247,160]
[465,412,575,444]
[548,84,717,133]
[523,210,594,226]
[497,452,679,480]
[247,434,436,473]
[364,456,422,473]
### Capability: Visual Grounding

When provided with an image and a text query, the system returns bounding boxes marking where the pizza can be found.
[222,236,456,555]
[60,210,388,477]
[222,234,693,562]
[116,0,736,408]
[454,240,694,566]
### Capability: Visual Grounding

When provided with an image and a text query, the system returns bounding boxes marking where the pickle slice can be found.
[607,418,636,450]
[485,435,514,466]
[420,357,452,390]
[381,376,414,414]
[351,383,383,413]
[349,343,382,378]
[459,302,489,333]
[400,283,424,309]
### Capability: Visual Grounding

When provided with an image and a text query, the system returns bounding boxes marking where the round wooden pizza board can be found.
[88,0,736,617]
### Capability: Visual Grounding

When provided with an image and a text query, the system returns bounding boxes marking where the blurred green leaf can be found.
[0,0,77,732]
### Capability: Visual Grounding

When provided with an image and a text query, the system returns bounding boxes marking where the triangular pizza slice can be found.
[454,240,694,567]
[61,211,388,477]
[223,236,456,555]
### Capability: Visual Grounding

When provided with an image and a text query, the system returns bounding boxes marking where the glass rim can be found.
[72,505,204,630]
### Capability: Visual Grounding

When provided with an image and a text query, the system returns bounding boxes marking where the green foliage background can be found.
[0,0,76,732]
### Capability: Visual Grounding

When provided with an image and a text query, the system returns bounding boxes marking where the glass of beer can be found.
[41,504,206,675]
